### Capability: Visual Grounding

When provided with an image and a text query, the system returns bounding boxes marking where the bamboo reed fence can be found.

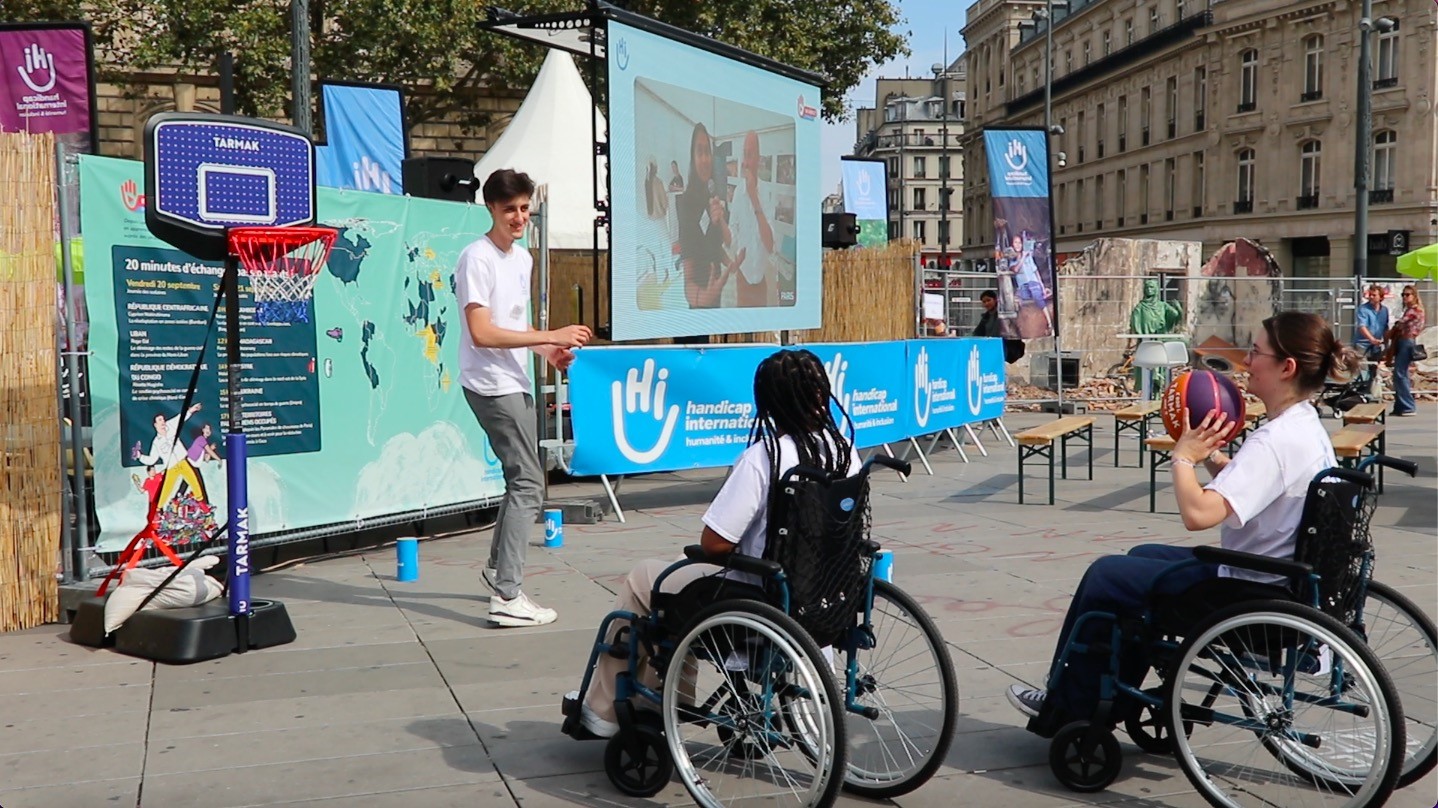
[0,132,62,631]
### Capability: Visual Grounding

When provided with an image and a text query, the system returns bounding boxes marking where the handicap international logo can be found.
[612,358,680,464]
[855,168,871,198]
[1003,138,1036,188]
[481,438,503,481]
[913,346,933,429]
[822,352,853,415]
[966,345,984,416]
[796,95,819,121]
[615,38,630,70]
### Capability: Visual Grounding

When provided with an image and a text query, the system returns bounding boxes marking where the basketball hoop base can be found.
[68,595,295,663]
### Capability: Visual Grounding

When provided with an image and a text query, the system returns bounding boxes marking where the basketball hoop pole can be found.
[221,243,253,652]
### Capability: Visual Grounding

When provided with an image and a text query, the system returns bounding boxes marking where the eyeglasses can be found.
[1247,346,1284,362]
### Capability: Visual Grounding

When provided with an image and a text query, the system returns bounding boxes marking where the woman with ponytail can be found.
[567,349,860,739]
[1009,312,1358,727]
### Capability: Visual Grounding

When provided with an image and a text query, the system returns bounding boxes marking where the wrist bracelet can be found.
[1172,458,1197,469]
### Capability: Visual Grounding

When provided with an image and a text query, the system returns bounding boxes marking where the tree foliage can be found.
[5,0,907,129]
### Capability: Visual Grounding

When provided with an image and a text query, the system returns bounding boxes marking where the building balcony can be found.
[1233,199,1253,214]
[1299,90,1323,102]
[1236,101,1257,113]
[1369,188,1394,204]
[1373,76,1398,90]
[1296,194,1320,210]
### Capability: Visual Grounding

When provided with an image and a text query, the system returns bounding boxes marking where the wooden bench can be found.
[1015,416,1095,504]
[1113,401,1161,468]
[1332,423,1387,492]
[1145,435,1177,513]
[1341,402,1387,426]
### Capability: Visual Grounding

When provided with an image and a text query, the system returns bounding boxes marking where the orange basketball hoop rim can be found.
[227,225,337,324]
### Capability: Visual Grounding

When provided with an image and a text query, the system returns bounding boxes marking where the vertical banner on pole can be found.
[982,129,1057,340]
[316,81,407,194]
[840,157,889,248]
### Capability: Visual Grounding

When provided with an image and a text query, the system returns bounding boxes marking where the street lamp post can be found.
[934,61,951,270]
[1353,5,1395,278]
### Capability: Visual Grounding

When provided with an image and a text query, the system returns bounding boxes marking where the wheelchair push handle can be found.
[1358,454,1418,478]
[865,455,912,477]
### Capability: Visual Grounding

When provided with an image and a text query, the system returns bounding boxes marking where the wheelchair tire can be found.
[839,579,959,799]
[662,599,845,808]
[1357,580,1438,789]
[1049,721,1122,793]
[1165,600,1404,808]
[604,715,672,798]
[1124,688,1191,755]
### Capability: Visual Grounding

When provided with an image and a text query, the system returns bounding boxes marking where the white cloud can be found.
[352,420,501,518]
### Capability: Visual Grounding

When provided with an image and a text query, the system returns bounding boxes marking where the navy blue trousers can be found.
[1045,544,1219,723]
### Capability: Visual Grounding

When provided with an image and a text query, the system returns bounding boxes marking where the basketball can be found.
[1160,369,1246,441]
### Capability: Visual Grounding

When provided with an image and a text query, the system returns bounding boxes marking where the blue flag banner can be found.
[982,128,1057,340]
[316,82,406,195]
[905,338,1006,435]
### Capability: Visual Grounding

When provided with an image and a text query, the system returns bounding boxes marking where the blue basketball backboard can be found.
[144,113,316,260]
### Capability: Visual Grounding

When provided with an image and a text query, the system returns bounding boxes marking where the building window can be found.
[1166,76,1178,138]
[1235,148,1255,212]
[1177,0,1186,19]
[888,190,899,211]
[1117,169,1127,226]
[914,187,926,210]
[1084,41,1091,65]
[1095,173,1105,229]
[1194,66,1207,130]
[1372,130,1397,201]
[1149,6,1160,34]
[1375,23,1399,87]
[1299,139,1321,209]
[1096,103,1105,157]
[1164,158,1176,219]
[1139,163,1151,224]
[889,221,899,240]
[1076,178,1085,231]
[1126,18,1134,45]
[1192,152,1204,217]
[1302,35,1323,101]
[939,155,951,179]
[914,220,927,242]
[1141,87,1151,145]
[1065,49,1073,74]
[1077,111,1086,162]
[887,156,898,178]
[913,156,926,178]
[1103,30,1112,56]
[1118,95,1128,151]
[1239,49,1258,111]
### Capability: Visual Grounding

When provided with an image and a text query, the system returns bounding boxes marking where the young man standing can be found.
[457,169,592,627]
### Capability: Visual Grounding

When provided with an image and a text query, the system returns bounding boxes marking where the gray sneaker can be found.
[481,566,499,592]
[1007,684,1047,718]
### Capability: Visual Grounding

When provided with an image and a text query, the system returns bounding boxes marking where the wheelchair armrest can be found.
[1192,546,1311,581]
[683,544,783,578]
[864,455,912,477]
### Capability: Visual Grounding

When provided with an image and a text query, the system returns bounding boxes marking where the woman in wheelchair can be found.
[1006,311,1361,728]
[567,347,861,739]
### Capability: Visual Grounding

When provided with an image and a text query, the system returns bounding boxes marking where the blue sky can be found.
[819,0,962,195]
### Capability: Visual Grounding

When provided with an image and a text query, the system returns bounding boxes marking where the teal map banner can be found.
[82,155,509,552]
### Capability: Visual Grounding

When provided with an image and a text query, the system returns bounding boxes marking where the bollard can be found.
[396,537,419,582]
[544,508,564,548]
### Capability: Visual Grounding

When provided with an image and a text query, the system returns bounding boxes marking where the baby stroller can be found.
[1319,355,1382,417]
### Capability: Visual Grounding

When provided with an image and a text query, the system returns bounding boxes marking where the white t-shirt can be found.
[728,188,772,286]
[702,435,863,565]
[1206,402,1336,581]
[455,235,533,397]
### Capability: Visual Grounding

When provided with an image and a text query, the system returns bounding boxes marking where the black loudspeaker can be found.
[822,212,858,249]
[402,156,478,202]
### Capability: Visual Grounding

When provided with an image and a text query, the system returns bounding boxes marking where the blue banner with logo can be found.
[906,338,1006,435]
[316,82,406,195]
[840,158,889,248]
[983,128,1056,341]
[569,345,776,476]
[805,341,910,449]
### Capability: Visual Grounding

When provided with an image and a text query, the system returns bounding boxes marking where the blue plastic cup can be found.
[544,508,564,548]
[873,549,893,583]
[396,537,419,582]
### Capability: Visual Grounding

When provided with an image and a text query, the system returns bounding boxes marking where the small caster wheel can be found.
[605,722,672,797]
[1124,689,1192,755]
[1050,720,1122,793]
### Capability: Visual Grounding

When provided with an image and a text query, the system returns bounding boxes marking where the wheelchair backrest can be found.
[764,466,874,648]
[1291,471,1377,624]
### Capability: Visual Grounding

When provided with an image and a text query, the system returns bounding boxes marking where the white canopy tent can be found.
[474,49,608,250]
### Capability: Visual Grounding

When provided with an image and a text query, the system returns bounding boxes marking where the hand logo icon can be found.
[914,346,933,429]
[966,345,984,416]
[612,358,679,464]
[1004,139,1029,172]
[17,42,57,93]
[120,179,145,211]
[823,353,852,414]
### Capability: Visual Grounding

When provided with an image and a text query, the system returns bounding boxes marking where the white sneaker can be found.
[565,690,619,738]
[481,566,498,593]
[490,591,557,627]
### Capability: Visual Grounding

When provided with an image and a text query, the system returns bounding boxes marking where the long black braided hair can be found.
[749,349,856,513]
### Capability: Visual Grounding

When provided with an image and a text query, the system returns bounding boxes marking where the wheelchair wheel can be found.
[1049,721,1122,793]
[604,712,672,798]
[1165,601,1403,808]
[839,579,959,798]
[662,600,845,808]
[1355,581,1438,788]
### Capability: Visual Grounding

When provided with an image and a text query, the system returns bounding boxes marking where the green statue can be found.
[1129,278,1183,335]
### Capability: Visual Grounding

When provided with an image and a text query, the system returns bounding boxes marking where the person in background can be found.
[1353,284,1389,390]
[973,290,1001,337]
[677,123,742,309]
[731,131,776,308]
[1387,285,1425,417]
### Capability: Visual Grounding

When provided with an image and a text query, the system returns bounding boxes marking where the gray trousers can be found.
[463,389,544,600]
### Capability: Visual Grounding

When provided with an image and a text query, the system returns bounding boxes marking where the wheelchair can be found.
[562,455,959,807]
[1028,453,1423,808]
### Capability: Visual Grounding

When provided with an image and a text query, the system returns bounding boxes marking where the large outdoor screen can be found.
[607,20,822,341]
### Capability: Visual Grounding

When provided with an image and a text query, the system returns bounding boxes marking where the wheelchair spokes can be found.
[1351,580,1438,787]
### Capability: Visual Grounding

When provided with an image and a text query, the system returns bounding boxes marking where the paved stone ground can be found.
[2,408,1434,808]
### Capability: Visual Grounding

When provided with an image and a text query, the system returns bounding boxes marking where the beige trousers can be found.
[584,557,723,722]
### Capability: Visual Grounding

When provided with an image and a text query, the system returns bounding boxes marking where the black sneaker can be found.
[1007,684,1047,718]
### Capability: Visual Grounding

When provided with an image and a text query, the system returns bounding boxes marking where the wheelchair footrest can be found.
[560,695,605,741]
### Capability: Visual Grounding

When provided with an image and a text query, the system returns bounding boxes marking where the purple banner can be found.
[0,24,95,148]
